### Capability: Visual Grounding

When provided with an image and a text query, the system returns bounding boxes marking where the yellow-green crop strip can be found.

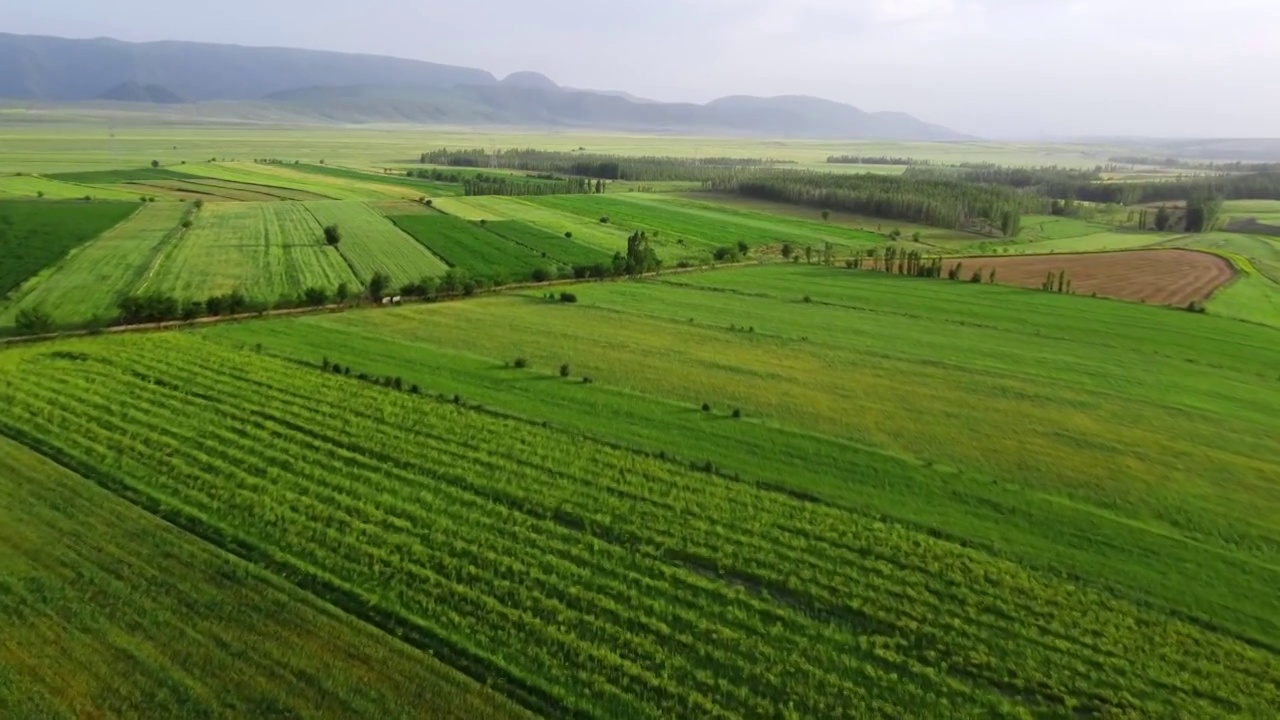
[146,202,356,301]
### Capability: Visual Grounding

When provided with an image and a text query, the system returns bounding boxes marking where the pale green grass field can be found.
[146,202,356,301]
[0,175,148,201]
[304,201,448,286]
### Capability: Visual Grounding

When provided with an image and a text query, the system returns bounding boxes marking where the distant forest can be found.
[419,149,790,183]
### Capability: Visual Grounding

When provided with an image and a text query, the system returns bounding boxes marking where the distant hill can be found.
[0,32,495,102]
[96,81,184,104]
[0,33,969,140]
[499,72,559,92]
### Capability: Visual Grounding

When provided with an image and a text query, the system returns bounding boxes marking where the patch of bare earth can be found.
[942,249,1235,305]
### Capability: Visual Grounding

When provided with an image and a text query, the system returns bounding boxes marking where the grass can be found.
[0,121,1130,174]
[1017,215,1114,241]
[0,333,1276,717]
[0,434,532,720]
[199,264,1280,653]
[482,220,612,266]
[528,194,883,259]
[45,168,193,184]
[432,196,632,255]
[0,175,148,201]
[692,192,981,245]
[175,163,421,201]
[292,163,463,196]
[0,201,137,297]
[146,202,356,301]
[388,213,547,280]
[0,202,189,327]
[304,201,449,286]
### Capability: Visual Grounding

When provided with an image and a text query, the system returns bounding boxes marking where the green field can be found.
[304,201,449,286]
[175,162,422,201]
[3,121,1280,716]
[0,201,136,296]
[432,196,633,255]
[0,434,530,719]
[292,163,463,196]
[529,194,883,257]
[0,267,1276,716]
[0,175,148,201]
[0,203,189,325]
[389,213,548,280]
[483,221,613,266]
[147,202,356,301]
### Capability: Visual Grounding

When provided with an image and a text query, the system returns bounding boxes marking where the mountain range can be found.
[0,33,968,140]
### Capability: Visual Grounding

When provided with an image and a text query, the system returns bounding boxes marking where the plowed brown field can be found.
[942,249,1234,305]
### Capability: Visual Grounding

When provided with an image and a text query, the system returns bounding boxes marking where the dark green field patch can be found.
[0,201,136,295]
[389,213,548,280]
[484,221,612,266]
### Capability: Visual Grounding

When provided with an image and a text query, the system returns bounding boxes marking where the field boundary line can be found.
[134,204,198,294]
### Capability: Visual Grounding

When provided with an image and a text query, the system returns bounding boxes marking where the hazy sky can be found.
[9,0,1280,138]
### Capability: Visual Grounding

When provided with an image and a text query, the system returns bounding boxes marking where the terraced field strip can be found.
[125,180,250,202]
[304,201,449,286]
[0,201,137,298]
[0,175,145,201]
[432,196,630,255]
[0,435,532,720]
[1018,215,1115,241]
[0,334,1275,718]
[173,177,331,201]
[484,221,613,266]
[941,249,1235,305]
[176,163,415,201]
[147,202,356,301]
[528,194,881,257]
[620,194,885,248]
[1,202,189,325]
[389,213,547,280]
[1005,231,1164,254]
[292,164,463,196]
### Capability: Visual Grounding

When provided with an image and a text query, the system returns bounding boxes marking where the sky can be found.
[8,0,1280,138]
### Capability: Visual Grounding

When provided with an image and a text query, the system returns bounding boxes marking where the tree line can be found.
[706,170,1040,236]
[418,148,786,182]
[826,156,935,166]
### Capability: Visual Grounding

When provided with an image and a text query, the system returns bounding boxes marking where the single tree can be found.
[564,231,573,239]
[15,307,54,335]
[988,267,997,284]
[821,209,831,222]
[335,282,350,304]
[803,246,813,264]
[151,160,160,169]
[368,271,391,301]
[323,224,342,246]
[560,363,571,378]
[780,242,795,259]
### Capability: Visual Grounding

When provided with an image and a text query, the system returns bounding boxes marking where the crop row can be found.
[0,335,1276,718]
[389,214,550,280]
[483,220,612,266]
[304,201,448,286]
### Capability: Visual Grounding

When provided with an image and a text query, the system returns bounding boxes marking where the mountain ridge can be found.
[0,32,971,140]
